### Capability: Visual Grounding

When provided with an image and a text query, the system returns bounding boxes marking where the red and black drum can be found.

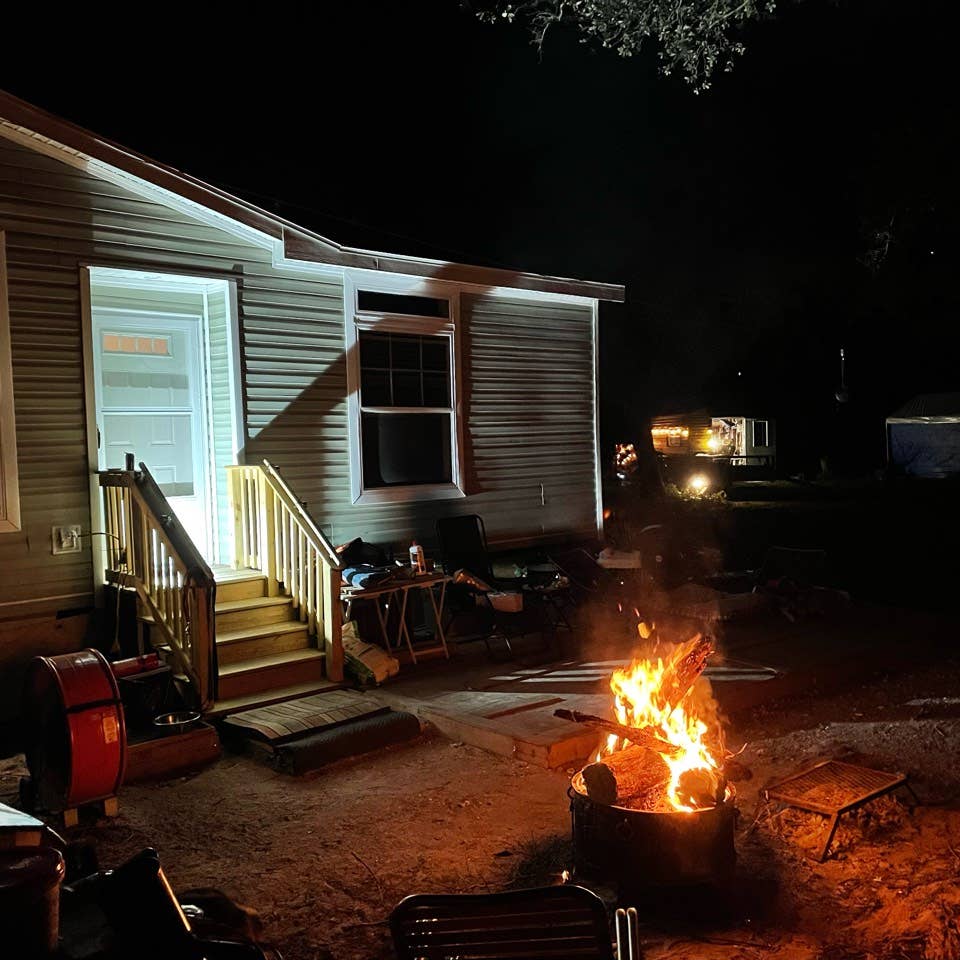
[23,648,126,812]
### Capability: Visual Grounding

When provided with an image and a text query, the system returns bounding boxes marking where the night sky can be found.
[2,1,956,471]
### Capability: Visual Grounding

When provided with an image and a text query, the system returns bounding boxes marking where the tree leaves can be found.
[473,0,782,92]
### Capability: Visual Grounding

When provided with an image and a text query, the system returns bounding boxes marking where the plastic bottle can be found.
[409,541,425,574]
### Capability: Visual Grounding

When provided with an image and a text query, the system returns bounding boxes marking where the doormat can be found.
[221,689,389,745]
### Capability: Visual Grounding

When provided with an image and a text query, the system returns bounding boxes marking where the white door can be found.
[92,312,213,558]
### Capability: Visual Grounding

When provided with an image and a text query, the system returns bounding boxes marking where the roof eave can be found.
[0,89,625,303]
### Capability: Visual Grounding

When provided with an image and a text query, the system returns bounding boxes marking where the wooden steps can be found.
[208,680,343,718]
[138,566,328,712]
[218,649,326,700]
[216,621,311,665]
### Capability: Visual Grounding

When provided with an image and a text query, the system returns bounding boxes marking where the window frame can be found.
[0,232,21,533]
[344,272,465,505]
[752,419,769,448]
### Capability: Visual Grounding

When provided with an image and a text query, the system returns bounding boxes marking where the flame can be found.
[598,650,721,813]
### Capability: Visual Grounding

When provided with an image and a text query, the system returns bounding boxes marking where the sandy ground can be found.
[3,655,959,960]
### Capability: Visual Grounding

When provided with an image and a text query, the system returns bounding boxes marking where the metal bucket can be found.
[0,847,65,956]
[569,777,736,889]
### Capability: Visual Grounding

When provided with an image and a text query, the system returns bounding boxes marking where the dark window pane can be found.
[422,372,449,407]
[361,412,452,488]
[421,339,448,372]
[390,335,420,370]
[361,369,391,406]
[358,291,449,318]
[392,371,422,406]
[359,331,390,368]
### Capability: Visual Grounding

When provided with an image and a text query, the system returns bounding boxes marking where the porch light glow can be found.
[687,473,709,494]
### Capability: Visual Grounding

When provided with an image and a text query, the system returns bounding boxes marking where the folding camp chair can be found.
[436,514,529,658]
[390,884,640,960]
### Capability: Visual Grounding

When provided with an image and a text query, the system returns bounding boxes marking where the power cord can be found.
[81,531,129,656]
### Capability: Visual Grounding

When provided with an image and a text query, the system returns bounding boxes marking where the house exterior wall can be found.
[0,134,600,622]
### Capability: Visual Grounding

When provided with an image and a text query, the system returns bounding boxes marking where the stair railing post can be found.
[258,468,279,595]
[322,563,343,681]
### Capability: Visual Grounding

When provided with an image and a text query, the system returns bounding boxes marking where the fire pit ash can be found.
[561,633,738,890]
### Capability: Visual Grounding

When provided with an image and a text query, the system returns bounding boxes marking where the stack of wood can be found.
[560,633,730,811]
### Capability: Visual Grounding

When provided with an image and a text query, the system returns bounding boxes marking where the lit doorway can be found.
[87,268,241,564]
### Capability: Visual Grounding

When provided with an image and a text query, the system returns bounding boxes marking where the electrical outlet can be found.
[51,525,83,555]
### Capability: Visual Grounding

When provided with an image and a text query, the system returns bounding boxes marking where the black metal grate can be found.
[764,759,914,861]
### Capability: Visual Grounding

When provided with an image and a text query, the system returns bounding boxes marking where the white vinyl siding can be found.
[0,132,599,610]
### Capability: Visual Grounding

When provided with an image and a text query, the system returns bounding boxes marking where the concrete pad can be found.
[374,603,947,770]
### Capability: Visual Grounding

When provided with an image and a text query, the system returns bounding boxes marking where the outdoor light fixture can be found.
[687,473,710,494]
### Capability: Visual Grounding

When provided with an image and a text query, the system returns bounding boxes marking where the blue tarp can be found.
[888,422,960,478]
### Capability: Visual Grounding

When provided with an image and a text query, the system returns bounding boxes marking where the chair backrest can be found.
[436,514,495,583]
[390,884,616,960]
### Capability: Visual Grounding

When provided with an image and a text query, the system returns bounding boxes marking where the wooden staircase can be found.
[207,567,332,715]
[102,459,342,716]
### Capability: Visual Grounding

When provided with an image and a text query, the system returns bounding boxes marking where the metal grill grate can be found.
[764,760,914,862]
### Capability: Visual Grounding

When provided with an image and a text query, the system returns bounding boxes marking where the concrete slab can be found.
[374,602,946,770]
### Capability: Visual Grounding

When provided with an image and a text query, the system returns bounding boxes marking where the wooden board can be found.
[125,722,221,783]
[220,689,390,744]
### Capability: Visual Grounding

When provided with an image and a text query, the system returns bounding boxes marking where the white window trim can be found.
[343,272,465,505]
[0,232,21,532]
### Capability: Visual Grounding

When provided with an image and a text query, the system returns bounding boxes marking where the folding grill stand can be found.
[762,759,919,862]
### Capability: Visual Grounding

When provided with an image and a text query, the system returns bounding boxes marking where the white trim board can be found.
[0,231,21,532]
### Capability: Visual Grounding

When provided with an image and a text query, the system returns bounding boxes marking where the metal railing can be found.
[226,460,343,681]
[99,464,217,708]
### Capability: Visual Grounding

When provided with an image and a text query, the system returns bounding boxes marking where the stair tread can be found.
[208,680,343,717]
[211,566,267,584]
[216,621,309,645]
[218,648,324,677]
[215,596,293,614]
[142,600,298,629]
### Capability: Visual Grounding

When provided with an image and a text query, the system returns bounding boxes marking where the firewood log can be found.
[554,709,680,757]
[656,633,714,713]
[675,767,726,809]
[580,746,671,806]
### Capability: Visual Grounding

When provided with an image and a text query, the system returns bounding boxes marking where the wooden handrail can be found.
[227,461,343,681]
[99,464,217,708]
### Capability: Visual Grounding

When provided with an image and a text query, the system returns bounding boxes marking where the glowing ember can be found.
[597,641,722,813]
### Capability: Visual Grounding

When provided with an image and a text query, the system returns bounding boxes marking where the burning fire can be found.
[598,643,722,813]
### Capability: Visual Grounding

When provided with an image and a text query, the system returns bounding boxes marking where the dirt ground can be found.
[3,655,960,960]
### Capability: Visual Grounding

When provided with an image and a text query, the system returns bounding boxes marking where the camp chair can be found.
[436,514,528,658]
[390,884,639,960]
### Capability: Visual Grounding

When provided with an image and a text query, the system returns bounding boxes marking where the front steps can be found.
[213,569,326,705]
[140,566,330,715]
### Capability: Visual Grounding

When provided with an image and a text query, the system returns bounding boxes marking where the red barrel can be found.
[23,648,127,812]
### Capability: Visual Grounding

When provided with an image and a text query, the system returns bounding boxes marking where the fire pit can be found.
[561,632,738,890]
[569,774,736,888]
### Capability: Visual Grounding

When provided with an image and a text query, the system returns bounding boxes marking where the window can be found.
[102,332,171,356]
[0,231,21,532]
[753,420,769,448]
[345,277,463,504]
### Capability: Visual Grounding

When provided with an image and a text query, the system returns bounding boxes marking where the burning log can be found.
[656,633,714,713]
[676,768,726,809]
[553,709,681,757]
[580,746,671,806]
